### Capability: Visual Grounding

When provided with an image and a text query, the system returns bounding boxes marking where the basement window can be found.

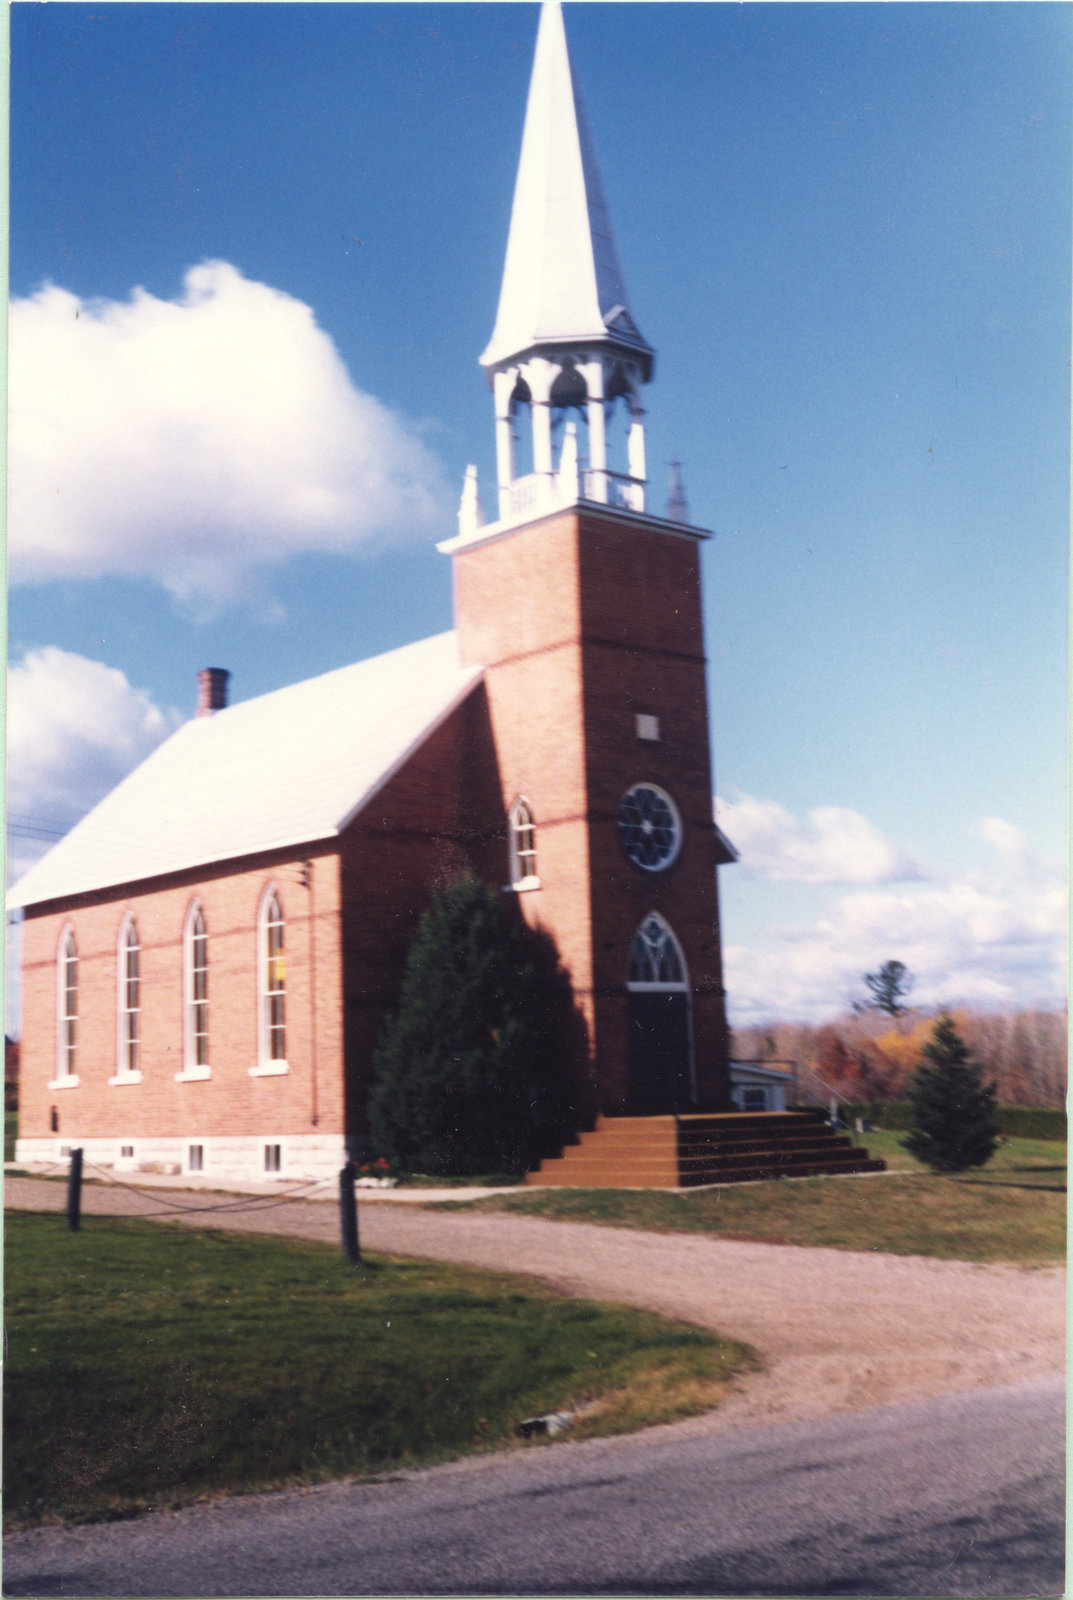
[264,1144,282,1174]
[188,1144,204,1172]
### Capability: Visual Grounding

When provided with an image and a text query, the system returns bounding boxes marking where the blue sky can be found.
[8,2,1070,1027]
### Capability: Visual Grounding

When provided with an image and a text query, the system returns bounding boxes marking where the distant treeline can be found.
[732,1008,1067,1110]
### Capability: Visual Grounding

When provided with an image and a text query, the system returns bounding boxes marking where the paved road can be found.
[4,1374,1064,1596]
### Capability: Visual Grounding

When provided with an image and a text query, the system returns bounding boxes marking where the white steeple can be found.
[480,1,655,523]
[481,1,651,374]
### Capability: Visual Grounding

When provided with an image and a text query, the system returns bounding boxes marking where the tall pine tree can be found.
[368,877,577,1176]
[902,1013,998,1172]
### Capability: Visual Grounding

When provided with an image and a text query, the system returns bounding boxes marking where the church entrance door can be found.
[626,914,694,1115]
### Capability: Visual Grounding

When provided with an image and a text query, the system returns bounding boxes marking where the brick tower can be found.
[440,2,735,1119]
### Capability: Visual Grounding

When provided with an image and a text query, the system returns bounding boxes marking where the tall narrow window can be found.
[118,917,141,1077]
[181,902,210,1077]
[509,798,538,887]
[56,928,78,1081]
[254,887,287,1072]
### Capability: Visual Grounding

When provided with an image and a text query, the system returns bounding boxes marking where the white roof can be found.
[9,632,483,909]
[480,1,652,373]
[728,1063,796,1084]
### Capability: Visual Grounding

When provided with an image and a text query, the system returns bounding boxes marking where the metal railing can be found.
[580,468,645,512]
[506,468,646,520]
[730,1057,852,1113]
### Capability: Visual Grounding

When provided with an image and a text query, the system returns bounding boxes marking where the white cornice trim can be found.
[439,499,711,557]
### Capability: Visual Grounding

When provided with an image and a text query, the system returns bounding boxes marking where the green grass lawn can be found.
[4,1213,756,1530]
[445,1135,1066,1264]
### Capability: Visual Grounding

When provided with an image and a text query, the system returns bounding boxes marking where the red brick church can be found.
[12,4,745,1183]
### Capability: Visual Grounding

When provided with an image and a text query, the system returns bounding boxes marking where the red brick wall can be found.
[454,514,599,1113]
[338,675,600,1137]
[337,700,489,1137]
[18,849,345,1144]
[577,515,730,1109]
[453,506,731,1114]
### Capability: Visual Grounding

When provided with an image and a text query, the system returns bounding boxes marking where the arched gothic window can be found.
[117,916,141,1077]
[626,914,694,1114]
[509,798,538,888]
[626,913,688,989]
[256,888,287,1071]
[182,902,210,1076]
[56,927,78,1081]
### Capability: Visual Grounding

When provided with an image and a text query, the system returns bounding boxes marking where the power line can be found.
[7,813,73,842]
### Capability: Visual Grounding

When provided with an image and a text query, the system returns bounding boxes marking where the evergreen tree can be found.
[902,1013,999,1172]
[368,877,577,1176]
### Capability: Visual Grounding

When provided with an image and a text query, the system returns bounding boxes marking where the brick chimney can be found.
[197,668,230,717]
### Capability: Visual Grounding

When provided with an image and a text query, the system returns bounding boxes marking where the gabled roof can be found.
[9,632,483,910]
[480,1,652,375]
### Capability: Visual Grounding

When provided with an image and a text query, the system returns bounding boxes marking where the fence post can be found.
[66,1147,83,1232]
[339,1163,360,1264]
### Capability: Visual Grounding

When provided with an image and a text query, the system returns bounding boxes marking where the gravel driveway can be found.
[5,1175,1064,1431]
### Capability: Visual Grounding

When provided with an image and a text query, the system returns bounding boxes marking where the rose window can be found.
[618,784,682,871]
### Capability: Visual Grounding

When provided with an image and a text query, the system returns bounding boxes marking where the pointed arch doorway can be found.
[626,914,694,1115]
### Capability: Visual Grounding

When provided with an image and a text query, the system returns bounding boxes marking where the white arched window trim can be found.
[50,925,81,1089]
[506,797,540,891]
[109,913,143,1086]
[176,900,211,1082]
[625,912,690,992]
[251,884,289,1076]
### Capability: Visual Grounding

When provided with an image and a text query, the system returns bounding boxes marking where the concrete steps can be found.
[526,1109,886,1188]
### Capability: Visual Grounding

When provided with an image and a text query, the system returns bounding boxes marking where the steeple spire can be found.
[480,1,655,523]
[481,1,652,375]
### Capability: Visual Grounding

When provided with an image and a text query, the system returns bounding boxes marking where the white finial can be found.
[458,464,483,537]
[667,462,689,523]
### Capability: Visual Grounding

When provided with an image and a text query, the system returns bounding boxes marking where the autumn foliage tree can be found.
[736,1005,1065,1109]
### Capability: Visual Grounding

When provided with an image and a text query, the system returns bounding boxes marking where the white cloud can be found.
[723,814,1067,1026]
[7,648,179,883]
[716,793,923,884]
[6,647,180,1036]
[9,262,452,609]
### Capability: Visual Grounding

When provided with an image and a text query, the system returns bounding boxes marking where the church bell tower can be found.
[440,1,734,1118]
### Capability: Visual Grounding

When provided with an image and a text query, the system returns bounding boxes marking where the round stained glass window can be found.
[618,784,682,871]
